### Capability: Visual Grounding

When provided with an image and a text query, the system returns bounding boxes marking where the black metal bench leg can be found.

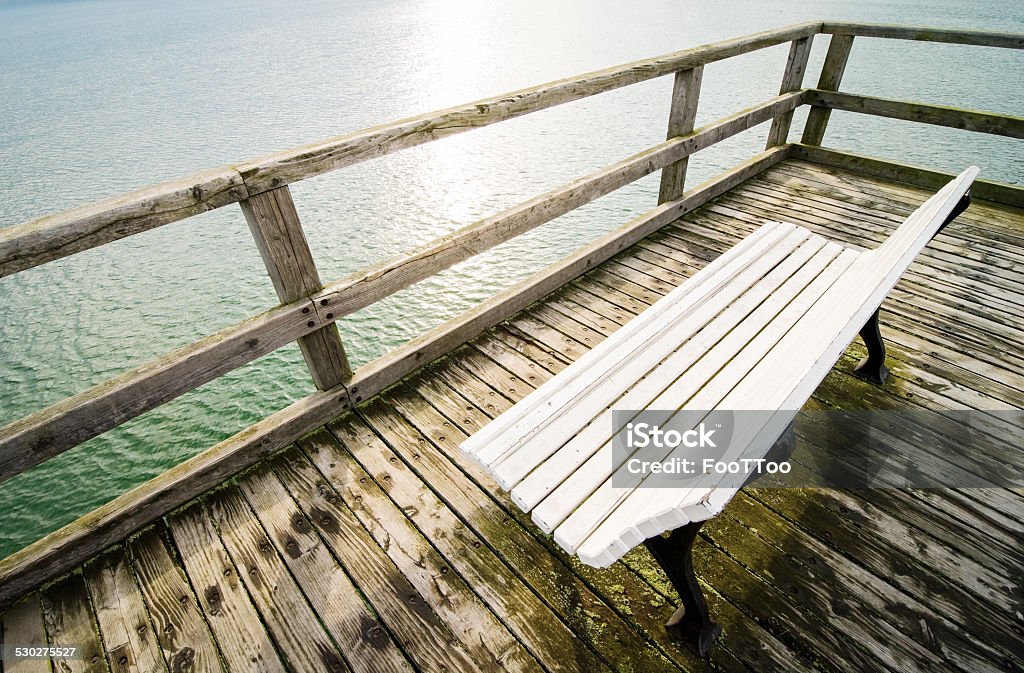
[644,521,721,657]
[851,192,969,385]
[853,308,889,384]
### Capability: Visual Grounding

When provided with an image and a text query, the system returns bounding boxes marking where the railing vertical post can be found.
[240,186,353,389]
[765,36,814,148]
[801,34,855,145]
[658,66,704,203]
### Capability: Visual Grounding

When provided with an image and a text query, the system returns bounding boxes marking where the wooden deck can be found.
[3,159,1022,673]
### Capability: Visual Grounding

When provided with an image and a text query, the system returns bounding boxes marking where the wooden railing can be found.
[0,21,1022,606]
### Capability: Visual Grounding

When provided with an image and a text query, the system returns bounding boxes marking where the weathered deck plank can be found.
[167,501,289,673]
[83,550,167,673]
[0,595,49,673]
[127,529,224,673]
[235,469,418,673]
[268,451,485,673]
[39,574,109,673]
[205,485,359,673]
[4,159,1022,673]
[281,434,541,673]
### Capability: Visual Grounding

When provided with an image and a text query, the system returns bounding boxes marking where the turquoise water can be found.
[1,0,1022,557]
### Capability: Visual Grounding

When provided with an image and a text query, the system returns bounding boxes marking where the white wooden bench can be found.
[461,167,977,655]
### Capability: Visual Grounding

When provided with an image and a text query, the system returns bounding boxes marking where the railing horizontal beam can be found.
[312,90,806,320]
[806,89,1024,139]
[0,298,325,483]
[822,23,1024,49]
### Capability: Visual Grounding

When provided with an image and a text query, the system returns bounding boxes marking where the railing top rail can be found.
[235,22,821,193]
[821,22,1024,49]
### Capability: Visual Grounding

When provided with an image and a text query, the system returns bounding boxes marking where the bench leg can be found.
[935,192,971,238]
[644,521,721,657]
[853,308,889,384]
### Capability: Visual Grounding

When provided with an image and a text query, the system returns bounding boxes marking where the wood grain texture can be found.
[0,388,350,610]
[236,23,820,194]
[790,144,1024,208]
[127,529,224,673]
[801,34,855,145]
[297,425,548,673]
[39,574,107,673]
[0,167,248,278]
[765,36,814,148]
[271,448,484,673]
[1,594,49,673]
[312,94,804,322]
[167,501,288,673]
[235,466,416,673]
[240,186,353,388]
[0,299,315,484]
[822,22,1024,48]
[805,89,1024,138]
[658,66,704,203]
[205,486,352,673]
[83,549,167,673]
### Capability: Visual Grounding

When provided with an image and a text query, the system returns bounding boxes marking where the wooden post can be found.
[765,36,814,148]
[801,34,855,145]
[240,187,353,389]
[658,66,704,203]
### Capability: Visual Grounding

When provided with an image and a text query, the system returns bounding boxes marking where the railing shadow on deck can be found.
[1,20,1022,606]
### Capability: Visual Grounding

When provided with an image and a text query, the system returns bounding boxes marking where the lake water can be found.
[1,0,1021,557]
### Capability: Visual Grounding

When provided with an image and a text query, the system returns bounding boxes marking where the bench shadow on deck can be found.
[3,159,1022,673]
